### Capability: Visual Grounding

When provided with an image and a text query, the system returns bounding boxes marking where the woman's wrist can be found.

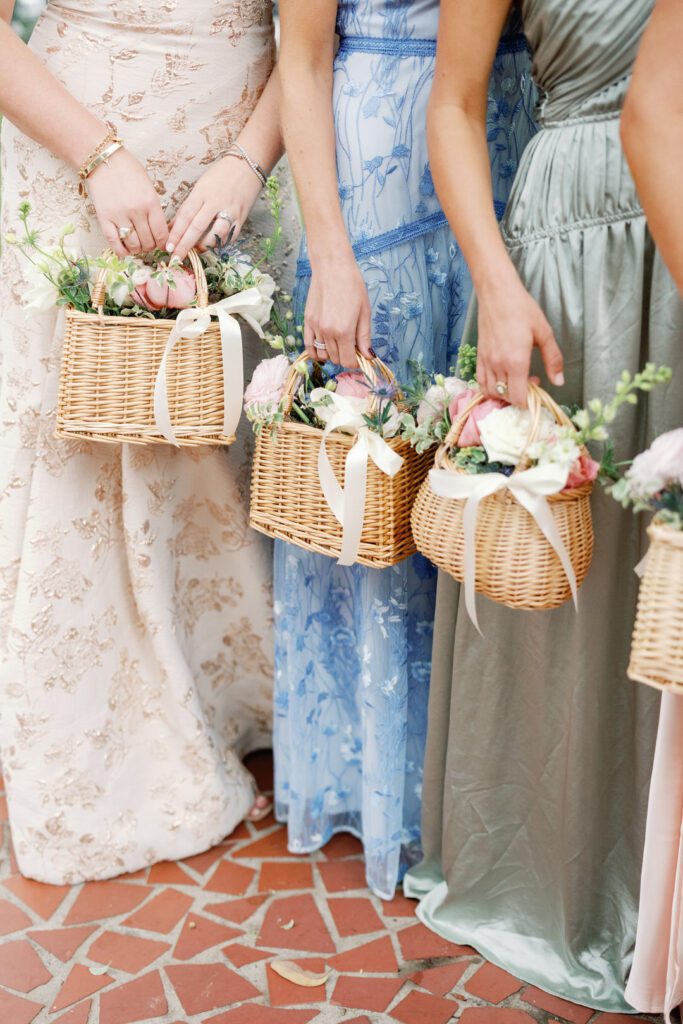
[473,252,521,299]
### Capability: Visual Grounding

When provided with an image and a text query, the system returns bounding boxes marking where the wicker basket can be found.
[249,356,433,567]
[56,249,235,446]
[628,523,683,691]
[411,382,595,610]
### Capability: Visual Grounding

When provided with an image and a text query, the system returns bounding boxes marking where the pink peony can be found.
[626,428,683,497]
[449,387,508,448]
[565,451,600,490]
[335,371,370,399]
[137,266,197,311]
[244,354,291,412]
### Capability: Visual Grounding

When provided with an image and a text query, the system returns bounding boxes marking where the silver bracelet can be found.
[223,142,268,188]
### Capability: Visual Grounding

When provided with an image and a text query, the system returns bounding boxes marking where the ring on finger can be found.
[118,225,133,240]
[313,340,327,353]
[495,380,509,397]
[215,209,234,225]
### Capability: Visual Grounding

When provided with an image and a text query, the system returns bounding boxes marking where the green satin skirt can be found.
[405,115,683,1011]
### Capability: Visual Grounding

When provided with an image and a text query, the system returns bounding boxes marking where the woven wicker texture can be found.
[56,249,235,446]
[411,383,595,609]
[249,355,433,567]
[628,523,683,691]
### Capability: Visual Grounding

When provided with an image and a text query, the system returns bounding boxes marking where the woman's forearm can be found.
[0,21,106,168]
[234,66,284,175]
[428,0,518,298]
[279,2,353,270]
[622,0,683,294]
[429,100,517,297]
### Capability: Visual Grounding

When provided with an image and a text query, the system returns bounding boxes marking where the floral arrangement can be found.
[611,428,683,530]
[401,351,672,492]
[244,334,407,440]
[6,178,282,320]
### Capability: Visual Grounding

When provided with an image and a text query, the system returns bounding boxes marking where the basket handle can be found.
[91,247,209,314]
[435,380,577,473]
[281,353,402,418]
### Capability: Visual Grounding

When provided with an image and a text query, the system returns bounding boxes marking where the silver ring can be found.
[118,225,133,240]
[215,210,234,224]
[313,340,327,351]
[495,380,509,396]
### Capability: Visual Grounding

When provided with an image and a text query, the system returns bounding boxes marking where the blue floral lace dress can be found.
[273,0,536,899]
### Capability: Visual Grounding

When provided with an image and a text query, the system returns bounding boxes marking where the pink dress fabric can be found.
[626,692,683,1019]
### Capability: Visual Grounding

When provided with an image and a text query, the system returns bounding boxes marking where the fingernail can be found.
[166,243,174,253]
[555,372,565,386]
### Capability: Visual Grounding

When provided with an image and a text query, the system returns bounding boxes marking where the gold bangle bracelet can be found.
[78,140,124,197]
[77,123,123,196]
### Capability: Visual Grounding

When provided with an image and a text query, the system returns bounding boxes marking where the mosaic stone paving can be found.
[0,753,662,1024]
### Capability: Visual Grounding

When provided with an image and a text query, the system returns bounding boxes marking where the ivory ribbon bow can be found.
[428,462,578,633]
[316,393,403,565]
[153,286,267,446]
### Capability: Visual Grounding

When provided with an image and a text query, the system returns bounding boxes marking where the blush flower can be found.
[335,371,370,399]
[244,354,291,414]
[626,428,683,498]
[139,266,197,310]
[565,451,600,490]
[449,387,508,448]
[417,376,469,426]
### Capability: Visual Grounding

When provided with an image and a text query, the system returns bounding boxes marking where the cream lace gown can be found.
[0,0,292,884]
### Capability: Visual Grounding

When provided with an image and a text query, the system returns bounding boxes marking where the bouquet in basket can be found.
[5,185,282,446]
[610,428,683,691]
[405,348,672,628]
[245,336,433,568]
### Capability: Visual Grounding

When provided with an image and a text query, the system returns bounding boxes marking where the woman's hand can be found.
[476,273,565,406]
[303,253,373,368]
[165,155,263,261]
[87,147,169,257]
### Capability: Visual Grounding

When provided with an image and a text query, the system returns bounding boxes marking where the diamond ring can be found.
[118,225,133,240]
[495,380,509,396]
[313,340,327,351]
[215,210,234,224]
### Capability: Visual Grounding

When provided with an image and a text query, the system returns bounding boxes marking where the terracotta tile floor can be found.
[0,752,662,1024]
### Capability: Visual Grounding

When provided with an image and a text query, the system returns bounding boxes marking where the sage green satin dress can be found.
[404,0,683,1010]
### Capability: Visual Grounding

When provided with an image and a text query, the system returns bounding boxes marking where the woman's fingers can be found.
[322,334,340,365]
[303,320,318,360]
[337,332,358,369]
[121,226,142,255]
[172,202,214,261]
[537,327,565,387]
[148,204,170,252]
[131,213,155,254]
[355,302,373,359]
[101,219,128,258]
[166,194,204,256]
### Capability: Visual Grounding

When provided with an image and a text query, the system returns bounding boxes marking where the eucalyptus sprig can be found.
[570,364,672,446]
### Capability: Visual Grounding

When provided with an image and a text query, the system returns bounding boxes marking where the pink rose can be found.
[335,371,370,399]
[626,428,683,497]
[244,354,291,413]
[449,387,508,448]
[565,451,600,490]
[137,266,197,311]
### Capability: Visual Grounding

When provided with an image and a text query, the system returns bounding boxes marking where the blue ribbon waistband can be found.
[337,32,528,58]
[295,202,506,278]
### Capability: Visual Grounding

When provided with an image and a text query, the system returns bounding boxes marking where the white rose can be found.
[626,428,683,497]
[479,405,556,466]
